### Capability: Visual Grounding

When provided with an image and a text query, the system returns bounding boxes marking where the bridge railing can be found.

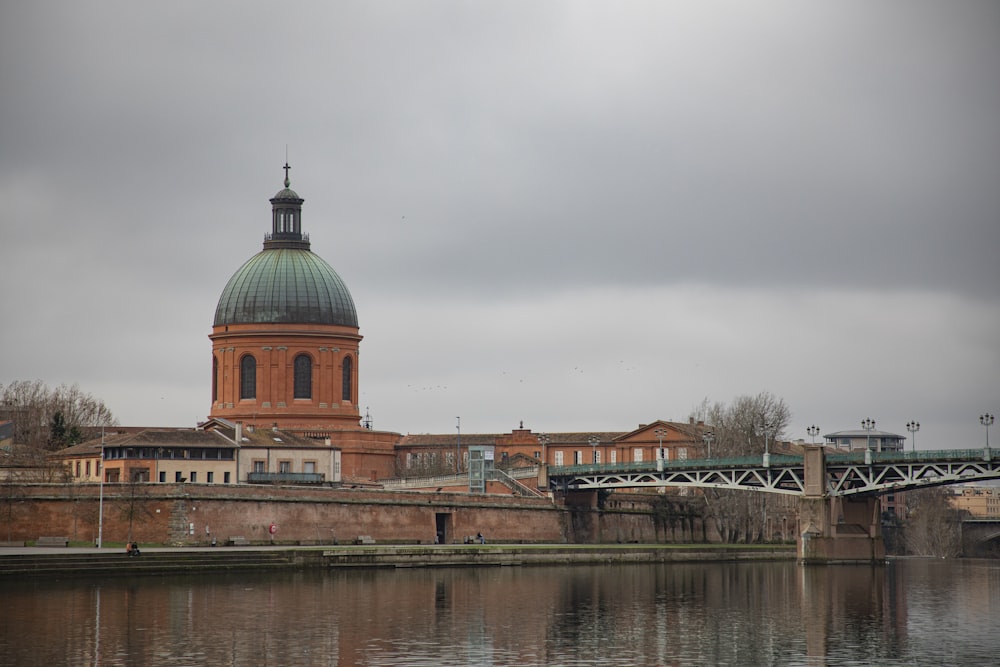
[550,453,805,477]
[825,448,993,464]
[246,472,326,485]
[550,448,994,477]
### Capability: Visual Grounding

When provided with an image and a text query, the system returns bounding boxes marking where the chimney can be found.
[235,421,242,444]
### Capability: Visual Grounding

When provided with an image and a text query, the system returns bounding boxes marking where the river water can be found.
[1,558,997,666]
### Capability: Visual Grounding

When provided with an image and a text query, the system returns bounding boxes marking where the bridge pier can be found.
[798,446,885,563]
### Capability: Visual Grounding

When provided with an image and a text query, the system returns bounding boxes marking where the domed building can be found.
[209,165,398,480]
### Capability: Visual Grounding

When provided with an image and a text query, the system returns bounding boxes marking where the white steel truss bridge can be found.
[547,448,1000,497]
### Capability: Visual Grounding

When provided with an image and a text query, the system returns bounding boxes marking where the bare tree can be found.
[696,392,791,543]
[116,478,154,544]
[1,473,20,543]
[394,451,455,478]
[902,486,963,557]
[0,380,117,450]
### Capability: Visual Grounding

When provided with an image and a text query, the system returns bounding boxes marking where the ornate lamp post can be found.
[588,435,600,465]
[756,421,773,467]
[861,418,876,464]
[806,425,820,445]
[861,418,876,450]
[455,417,461,473]
[654,427,667,470]
[537,433,550,466]
[97,427,105,549]
[981,413,994,452]
[906,421,920,453]
[702,430,714,459]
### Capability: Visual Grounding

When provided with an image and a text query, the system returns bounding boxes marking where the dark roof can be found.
[235,428,335,450]
[51,429,237,458]
[824,430,905,439]
[49,440,103,458]
[201,419,335,450]
[400,431,627,447]
[271,186,301,201]
[213,248,358,327]
[398,421,707,448]
[52,424,338,460]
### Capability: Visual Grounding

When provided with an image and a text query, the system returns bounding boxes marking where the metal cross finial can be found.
[283,161,291,188]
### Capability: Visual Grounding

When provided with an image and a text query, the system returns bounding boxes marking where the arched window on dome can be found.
[212,356,219,403]
[294,354,312,399]
[240,354,257,400]
[342,356,353,402]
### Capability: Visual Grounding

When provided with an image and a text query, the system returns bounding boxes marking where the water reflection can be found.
[1,560,997,666]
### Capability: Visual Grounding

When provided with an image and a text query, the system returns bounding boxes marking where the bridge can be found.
[543,446,1000,563]
[961,518,1000,558]
[546,448,1000,496]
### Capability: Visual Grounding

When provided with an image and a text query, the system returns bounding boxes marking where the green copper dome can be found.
[213,165,359,328]
[214,248,358,327]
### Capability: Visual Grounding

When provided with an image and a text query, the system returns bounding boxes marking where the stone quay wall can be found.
[0,484,710,547]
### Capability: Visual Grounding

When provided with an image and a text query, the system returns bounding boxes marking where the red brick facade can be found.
[2,483,714,546]
[397,420,709,475]
[209,323,362,430]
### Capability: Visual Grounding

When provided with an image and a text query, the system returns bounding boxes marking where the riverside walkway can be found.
[0,543,795,578]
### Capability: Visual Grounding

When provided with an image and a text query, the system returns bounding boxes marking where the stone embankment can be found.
[0,544,795,578]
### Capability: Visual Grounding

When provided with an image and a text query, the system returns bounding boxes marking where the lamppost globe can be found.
[755,421,774,453]
[906,421,920,453]
[455,417,461,473]
[654,427,667,462]
[588,435,600,465]
[981,413,994,451]
[702,430,714,459]
[537,434,550,466]
[861,418,876,452]
[806,425,820,444]
[755,421,774,467]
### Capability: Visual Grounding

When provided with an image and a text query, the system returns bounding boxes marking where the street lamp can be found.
[97,427,105,549]
[537,433,550,466]
[861,418,876,450]
[982,413,994,451]
[861,418,876,464]
[702,430,714,459]
[906,421,920,453]
[588,435,600,465]
[654,427,667,469]
[806,425,820,445]
[455,417,461,473]
[756,421,773,467]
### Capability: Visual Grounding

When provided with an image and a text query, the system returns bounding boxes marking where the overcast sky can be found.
[2,2,998,449]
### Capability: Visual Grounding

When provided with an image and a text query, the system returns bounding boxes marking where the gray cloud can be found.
[2,2,998,447]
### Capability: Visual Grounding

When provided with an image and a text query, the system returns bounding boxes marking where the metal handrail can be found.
[550,448,995,477]
[489,468,546,498]
[246,472,325,484]
[380,472,467,489]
